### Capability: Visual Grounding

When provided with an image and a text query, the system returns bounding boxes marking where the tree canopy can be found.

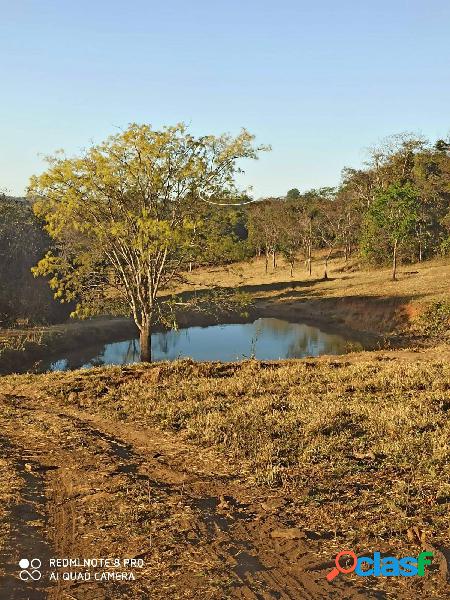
[247,133,450,279]
[29,123,269,360]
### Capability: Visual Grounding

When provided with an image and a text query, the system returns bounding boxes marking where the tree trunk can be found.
[272,250,276,269]
[392,239,398,281]
[290,262,293,278]
[324,249,332,280]
[140,324,152,362]
[307,243,312,276]
[265,249,268,274]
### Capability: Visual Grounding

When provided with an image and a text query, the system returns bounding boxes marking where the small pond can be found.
[45,318,360,372]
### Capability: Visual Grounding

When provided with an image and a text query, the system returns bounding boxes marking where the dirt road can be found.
[0,389,388,600]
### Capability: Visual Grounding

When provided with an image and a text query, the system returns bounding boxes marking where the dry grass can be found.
[174,253,450,313]
[5,350,450,561]
[0,447,21,578]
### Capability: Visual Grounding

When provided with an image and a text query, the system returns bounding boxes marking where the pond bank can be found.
[0,292,411,374]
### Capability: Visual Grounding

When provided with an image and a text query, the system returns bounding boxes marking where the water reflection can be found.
[46,318,360,372]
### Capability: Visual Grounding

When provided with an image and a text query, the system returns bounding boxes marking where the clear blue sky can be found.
[1,0,449,198]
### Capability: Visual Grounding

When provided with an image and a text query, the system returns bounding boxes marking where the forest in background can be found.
[1,131,449,328]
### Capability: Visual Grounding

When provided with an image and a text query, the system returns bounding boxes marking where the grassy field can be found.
[180,253,450,306]
[176,253,450,338]
[1,253,449,374]
[2,347,450,597]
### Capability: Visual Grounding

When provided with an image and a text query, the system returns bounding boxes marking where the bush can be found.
[418,299,450,335]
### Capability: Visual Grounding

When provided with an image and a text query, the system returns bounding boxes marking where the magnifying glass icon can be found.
[326,550,357,582]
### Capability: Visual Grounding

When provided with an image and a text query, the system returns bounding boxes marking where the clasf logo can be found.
[19,558,42,581]
[327,550,433,581]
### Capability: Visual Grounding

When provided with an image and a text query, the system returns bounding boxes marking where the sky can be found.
[1,0,449,199]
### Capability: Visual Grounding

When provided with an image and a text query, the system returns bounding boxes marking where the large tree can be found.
[29,123,268,361]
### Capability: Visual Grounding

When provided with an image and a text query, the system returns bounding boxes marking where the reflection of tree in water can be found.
[285,325,347,358]
[254,318,292,338]
[123,339,139,364]
[154,329,184,358]
[59,338,139,371]
[63,343,109,370]
[249,319,349,360]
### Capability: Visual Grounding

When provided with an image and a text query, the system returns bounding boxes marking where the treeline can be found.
[247,133,450,280]
[1,132,449,327]
[0,194,72,326]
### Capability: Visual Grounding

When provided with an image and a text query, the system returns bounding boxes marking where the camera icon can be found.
[19,558,42,581]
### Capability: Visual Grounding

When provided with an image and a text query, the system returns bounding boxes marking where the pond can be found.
[45,318,360,372]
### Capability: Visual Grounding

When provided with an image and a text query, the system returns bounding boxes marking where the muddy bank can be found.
[255,295,412,340]
[0,318,137,375]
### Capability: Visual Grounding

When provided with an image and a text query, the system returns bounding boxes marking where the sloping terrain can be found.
[1,349,450,598]
[0,388,368,600]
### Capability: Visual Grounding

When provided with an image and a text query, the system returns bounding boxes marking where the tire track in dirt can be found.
[0,393,383,599]
[0,435,54,600]
[44,405,383,599]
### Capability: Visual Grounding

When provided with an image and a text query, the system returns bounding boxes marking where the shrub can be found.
[418,299,450,335]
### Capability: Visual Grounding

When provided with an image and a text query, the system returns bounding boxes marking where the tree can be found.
[314,189,339,279]
[362,183,420,280]
[0,195,71,326]
[193,203,251,267]
[298,190,322,275]
[286,188,300,200]
[435,139,450,153]
[366,133,427,190]
[248,199,282,273]
[29,123,268,361]
[278,202,303,277]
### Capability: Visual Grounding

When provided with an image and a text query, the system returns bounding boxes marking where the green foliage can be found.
[0,196,71,326]
[29,123,268,346]
[193,205,252,266]
[440,211,450,256]
[440,236,450,256]
[286,188,300,200]
[418,300,450,335]
[361,182,420,264]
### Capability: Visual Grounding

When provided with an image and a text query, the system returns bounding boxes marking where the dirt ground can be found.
[0,389,373,600]
[0,255,449,598]
[1,349,450,599]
